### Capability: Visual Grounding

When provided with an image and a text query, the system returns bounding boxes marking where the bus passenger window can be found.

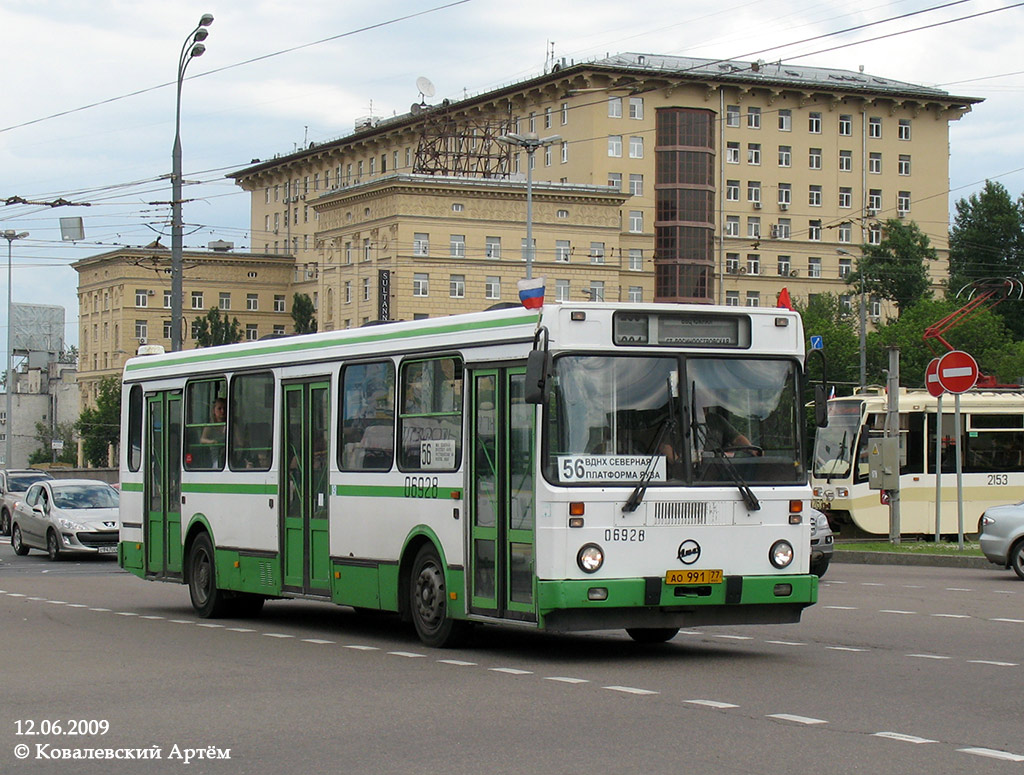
[340,361,395,471]
[399,357,462,471]
[230,373,274,471]
[184,378,227,471]
[127,385,143,472]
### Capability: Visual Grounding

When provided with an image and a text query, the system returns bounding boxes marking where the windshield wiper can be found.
[704,441,761,511]
[623,374,679,513]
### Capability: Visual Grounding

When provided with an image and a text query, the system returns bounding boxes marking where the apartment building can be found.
[230,53,979,323]
[73,244,294,404]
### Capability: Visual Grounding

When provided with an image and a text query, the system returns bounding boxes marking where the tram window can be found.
[965,430,1024,473]
[184,378,227,471]
[340,361,395,471]
[127,385,143,472]
[399,357,462,471]
[229,373,274,471]
[900,413,924,474]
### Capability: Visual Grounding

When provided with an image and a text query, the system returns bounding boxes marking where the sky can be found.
[1,0,1022,351]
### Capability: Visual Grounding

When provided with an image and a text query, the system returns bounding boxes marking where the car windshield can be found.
[51,484,119,510]
[8,473,51,491]
[812,400,864,479]
[543,354,804,486]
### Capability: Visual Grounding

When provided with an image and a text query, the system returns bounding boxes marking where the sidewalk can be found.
[833,549,993,570]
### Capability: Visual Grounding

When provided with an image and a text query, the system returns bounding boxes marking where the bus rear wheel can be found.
[409,544,471,648]
[626,627,679,643]
[188,533,232,618]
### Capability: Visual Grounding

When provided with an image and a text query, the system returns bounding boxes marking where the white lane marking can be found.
[438,659,477,666]
[226,627,255,632]
[302,638,334,644]
[874,732,937,745]
[767,714,827,725]
[990,617,1024,623]
[994,590,1017,594]
[46,600,67,605]
[6,593,25,597]
[344,645,379,651]
[881,610,917,615]
[140,615,165,620]
[826,646,867,652]
[861,583,885,587]
[196,623,224,628]
[931,613,970,619]
[115,612,139,617]
[65,604,87,608]
[677,630,702,636]
[89,607,112,612]
[388,651,425,658]
[958,748,1024,762]
[490,667,532,675]
[902,585,925,589]
[907,654,950,660]
[544,677,589,684]
[686,699,739,709]
[170,619,193,624]
[766,640,805,646]
[603,685,658,695]
[825,605,858,610]
[945,587,973,592]
[264,633,294,639]
[967,659,1018,667]
[714,634,753,640]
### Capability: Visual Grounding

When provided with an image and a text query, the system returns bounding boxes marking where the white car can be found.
[10,479,120,560]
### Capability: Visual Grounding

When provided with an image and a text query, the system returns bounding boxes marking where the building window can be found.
[839,114,852,136]
[628,286,643,302]
[344,282,352,304]
[450,234,465,257]
[555,279,570,302]
[726,105,740,127]
[839,187,852,209]
[413,273,429,297]
[608,135,623,157]
[628,136,644,158]
[725,291,739,307]
[838,222,852,243]
[809,220,822,241]
[135,320,147,340]
[809,147,822,170]
[590,242,605,264]
[868,223,882,245]
[449,274,465,299]
[363,238,372,261]
[628,249,643,271]
[898,191,911,214]
[808,257,821,278]
[486,236,501,259]
[344,242,353,263]
[746,254,760,275]
[274,295,285,313]
[745,291,760,307]
[869,116,882,138]
[218,292,230,310]
[726,142,740,164]
[778,256,792,276]
[629,174,644,196]
[808,112,822,133]
[868,189,882,211]
[726,179,740,201]
[561,141,568,163]
[628,210,643,233]
[747,143,761,165]
[839,150,852,172]
[725,216,740,237]
[747,217,760,239]
[726,253,739,273]
[163,321,172,339]
[747,181,761,203]
[608,97,622,118]
[898,154,911,176]
[839,257,852,278]
[898,119,911,141]
[778,145,791,167]
[191,291,204,309]
[555,240,571,262]
[273,324,286,336]
[774,219,791,239]
[561,102,568,125]
[246,294,258,311]
[747,107,761,129]
[246,324,258,341]
[778,183,791,207]
[135,289,148,307]
[485,276,500,300]
[869,152,882,174]
[608,172,622,189]
[778,109,791,131]
[809,185,822,207]
[629,97,644,119]
[520,238,535,261]
[414,233,429,256]
[588,281,605,302]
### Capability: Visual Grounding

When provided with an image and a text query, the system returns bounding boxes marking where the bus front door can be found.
[469,368,536,621]
[281,380,331,595]
[145,391,182,578]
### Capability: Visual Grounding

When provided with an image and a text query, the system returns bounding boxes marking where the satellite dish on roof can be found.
[416,76,436,100]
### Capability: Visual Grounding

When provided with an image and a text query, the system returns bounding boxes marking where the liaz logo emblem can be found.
[677,540,701,565]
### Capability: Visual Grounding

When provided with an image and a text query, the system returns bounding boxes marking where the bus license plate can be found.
[666,569,723,585]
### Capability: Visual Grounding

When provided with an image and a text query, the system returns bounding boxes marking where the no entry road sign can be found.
[936,350,979,394]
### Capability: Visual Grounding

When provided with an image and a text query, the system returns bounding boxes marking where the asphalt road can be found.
[0,543,1021,775]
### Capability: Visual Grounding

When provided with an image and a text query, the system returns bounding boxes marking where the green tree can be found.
[794,293,859,388]
[29,420,77,466]
[291,293,317,334]
[192,307,243,347]
[76,376,121,467]
[848,219,935,317]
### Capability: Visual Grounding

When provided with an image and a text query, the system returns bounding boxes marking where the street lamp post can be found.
[171,13,213,352]
[2,229,29,468]
[496,132,562,280]
[838,248,866,389]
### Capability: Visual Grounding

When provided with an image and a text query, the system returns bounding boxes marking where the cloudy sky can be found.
[1,0,1022,349]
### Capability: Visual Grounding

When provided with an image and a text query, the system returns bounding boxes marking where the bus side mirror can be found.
[814,384,829,428]
[524,350,549,404]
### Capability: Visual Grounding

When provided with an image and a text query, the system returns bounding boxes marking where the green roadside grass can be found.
[836,540,983,557]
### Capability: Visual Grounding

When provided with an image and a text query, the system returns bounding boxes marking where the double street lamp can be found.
[171,13,213,352]
[3,229,29,468]
[496,132,562,280]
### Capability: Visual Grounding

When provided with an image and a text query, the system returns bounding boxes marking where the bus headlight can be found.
[577,543,604,573]
[769,540,794,569]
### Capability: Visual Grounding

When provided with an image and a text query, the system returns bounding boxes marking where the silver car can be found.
[10,479,120,561]
[809,508,834,577]
[0,469,53,536]
[980,502,1024,580]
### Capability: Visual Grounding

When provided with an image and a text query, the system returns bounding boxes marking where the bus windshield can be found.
[545,355,803,486]
[812,400,864,480]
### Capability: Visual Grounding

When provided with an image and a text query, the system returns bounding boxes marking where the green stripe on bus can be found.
[120,482,144,492]
[331,484,462,499]
[181,482,279,495]
[125,311,539,372]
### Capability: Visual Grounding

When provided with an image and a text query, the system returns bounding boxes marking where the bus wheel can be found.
[626,627,679,643]
[409,544,471,648]
[188,533,231,618]
[1011,539,1024,581]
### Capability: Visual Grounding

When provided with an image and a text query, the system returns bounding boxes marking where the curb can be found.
[833,549,994,570]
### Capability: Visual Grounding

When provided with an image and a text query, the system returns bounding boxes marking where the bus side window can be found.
[398,357,462,471]
[339,361,395,471]
[229,373,274,471]
[127,384,143,472]
[184,378,227,471]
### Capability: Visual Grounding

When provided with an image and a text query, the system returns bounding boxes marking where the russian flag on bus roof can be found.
[518,277,545,309]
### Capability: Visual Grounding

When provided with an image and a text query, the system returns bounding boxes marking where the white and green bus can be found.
[118,302,819,647]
